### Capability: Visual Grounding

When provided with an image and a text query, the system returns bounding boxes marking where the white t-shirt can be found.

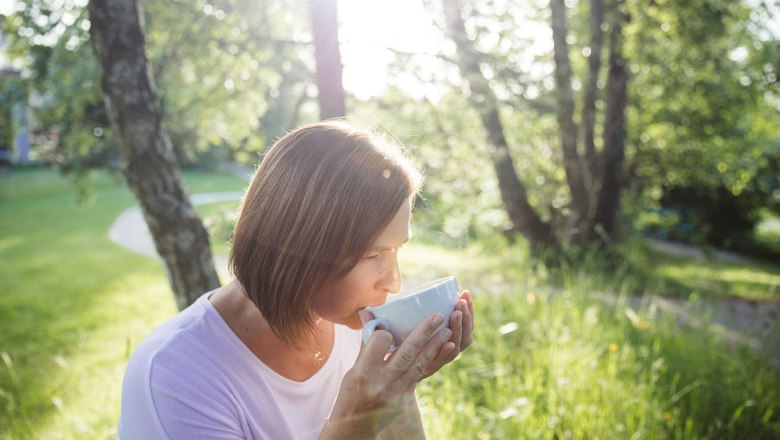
[118,292,362,440]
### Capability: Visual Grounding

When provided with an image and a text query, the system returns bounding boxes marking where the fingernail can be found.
[445,342,456,353]
[431,314,445,327]
[440,328,452,340]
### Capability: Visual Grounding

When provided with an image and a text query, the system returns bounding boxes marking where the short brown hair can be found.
[230,120,422,345]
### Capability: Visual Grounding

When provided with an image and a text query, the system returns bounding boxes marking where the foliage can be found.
[3,2,109,173]
[660,184,766,246]
[198,199,241,248]
[364,0,780,251]
[141,0,283,165]
[1,0,316,171]
[3,0,779,250]
[354,89,510,244]
[406,0,778,251]
[625,0,780,244]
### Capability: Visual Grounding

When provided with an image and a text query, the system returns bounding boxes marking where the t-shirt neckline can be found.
[197,293,343,393]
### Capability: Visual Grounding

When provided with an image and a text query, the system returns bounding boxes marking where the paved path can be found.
[644,238,780,366]
[107,191,244,278]
[592,291,780,369]
[646,239,749,263]
[108,163,253,278]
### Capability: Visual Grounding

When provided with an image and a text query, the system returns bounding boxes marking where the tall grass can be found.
[407,237,779,439]
[419,288,779,439]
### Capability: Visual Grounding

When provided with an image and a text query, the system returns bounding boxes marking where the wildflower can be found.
[514,397,530,407]
[640,320,650,330]
[499,407,519,419]
[499,322,519,335]
[663,411,672,421]
[527,292,537,304]
[609,343,618,353]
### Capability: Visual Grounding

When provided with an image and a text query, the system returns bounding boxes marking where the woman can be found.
[118,120,474,439]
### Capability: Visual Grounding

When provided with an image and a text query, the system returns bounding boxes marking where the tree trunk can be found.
[592,0,628,241]
[309,0,346,120]
[88,0,220,309]
[441,0,556,250]
[550,0,590,238]
[581,0,604,181]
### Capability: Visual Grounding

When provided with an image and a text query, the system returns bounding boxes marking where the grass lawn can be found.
[2,167,778,439]
[624,241,780,301]
[646,254,779,300]
[0,167,246,439]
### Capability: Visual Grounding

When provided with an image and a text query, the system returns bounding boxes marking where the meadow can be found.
[1,168,778,439]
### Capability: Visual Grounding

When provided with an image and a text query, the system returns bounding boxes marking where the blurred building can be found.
[1,26,32,166]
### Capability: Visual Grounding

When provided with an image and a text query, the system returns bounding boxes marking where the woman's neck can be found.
[210,280,334,381]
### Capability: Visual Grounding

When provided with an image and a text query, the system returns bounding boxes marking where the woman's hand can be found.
[420,290,474,379]
[321,313,453,439]
[321,291,475,439]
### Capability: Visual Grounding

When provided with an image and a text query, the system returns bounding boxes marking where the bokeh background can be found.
[1,0,779,438]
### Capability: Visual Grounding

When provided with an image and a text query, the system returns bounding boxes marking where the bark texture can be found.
[442,0,556,249]
[592,0,629,241]
[309,0,346,119]
[582,0,604,179]
[550,0,589,235]
[89,0,220,309]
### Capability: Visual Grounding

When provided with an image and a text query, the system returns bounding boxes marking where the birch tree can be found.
[89,0,220,309]
[440,0,630,248]
[309,0,346,119]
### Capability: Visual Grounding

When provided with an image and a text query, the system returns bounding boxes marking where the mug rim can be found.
[363,276,457,313]
[393,276,456,299]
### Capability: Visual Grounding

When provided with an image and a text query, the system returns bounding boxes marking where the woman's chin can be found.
[342,315,364,330]
[346,321,363,331]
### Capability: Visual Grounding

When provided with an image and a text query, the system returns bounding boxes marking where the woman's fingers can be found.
[361,329,395,363]
[399,327,453,383]
[462,290,474,314]
[426,302,466,371]
[460,291,474,348]
[425,339,457,378]
[386,313,446,373]
[448,307,464,350]
[358,293,476,388]
[331,311,466,437]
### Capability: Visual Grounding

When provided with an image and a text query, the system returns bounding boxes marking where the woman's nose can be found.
[382,257,401,294]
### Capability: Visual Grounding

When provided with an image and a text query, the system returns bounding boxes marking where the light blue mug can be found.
[359,276,460,346]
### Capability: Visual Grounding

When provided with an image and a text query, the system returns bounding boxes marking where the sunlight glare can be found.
[338,0,445,100]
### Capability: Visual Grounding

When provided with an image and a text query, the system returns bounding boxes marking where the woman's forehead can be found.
[372,199,411,248]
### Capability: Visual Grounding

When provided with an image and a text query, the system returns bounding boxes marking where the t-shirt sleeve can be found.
[118,336,245,440]
[148,358,245,440]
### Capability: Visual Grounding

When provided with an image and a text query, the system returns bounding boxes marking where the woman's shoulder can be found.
[119,293,258,438]
[124,293,241,385]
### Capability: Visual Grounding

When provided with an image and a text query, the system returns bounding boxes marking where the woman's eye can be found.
[363,253,380,260]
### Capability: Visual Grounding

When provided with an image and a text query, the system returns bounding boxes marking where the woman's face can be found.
[312,199,411,329]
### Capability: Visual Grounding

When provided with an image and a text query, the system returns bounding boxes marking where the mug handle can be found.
[362,317,390,345]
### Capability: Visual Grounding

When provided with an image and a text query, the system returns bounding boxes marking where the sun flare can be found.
[337,0,445,100]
